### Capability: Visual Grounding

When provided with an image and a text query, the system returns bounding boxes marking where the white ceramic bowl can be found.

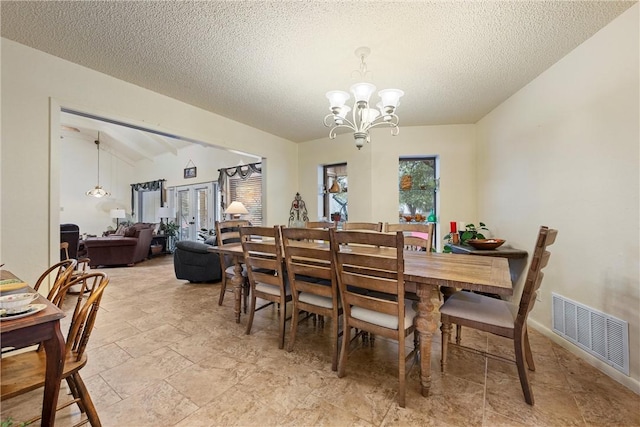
[0,292,39,313]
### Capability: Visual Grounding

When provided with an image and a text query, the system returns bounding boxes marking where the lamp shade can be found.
[225,201,249,215]
[110,208,126,219]
[157,206,175,219]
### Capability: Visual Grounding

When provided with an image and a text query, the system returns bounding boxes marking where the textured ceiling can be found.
[1,1,635,143]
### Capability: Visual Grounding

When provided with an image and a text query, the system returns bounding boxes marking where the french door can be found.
[174,182,218,242]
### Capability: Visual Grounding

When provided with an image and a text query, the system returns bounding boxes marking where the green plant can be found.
[163,221,179,237]
[443,222,489,253]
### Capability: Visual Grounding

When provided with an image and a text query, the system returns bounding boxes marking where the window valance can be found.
[130,179,166,215]
[217,163,262,193]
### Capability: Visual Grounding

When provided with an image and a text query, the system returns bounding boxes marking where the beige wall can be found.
[298,124,477,247]
[1,38,298,286]
[476,5,639,390]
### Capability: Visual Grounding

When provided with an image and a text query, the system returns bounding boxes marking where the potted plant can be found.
[443,222,489,253]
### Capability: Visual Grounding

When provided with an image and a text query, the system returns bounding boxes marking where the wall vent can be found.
[552,293,629,375]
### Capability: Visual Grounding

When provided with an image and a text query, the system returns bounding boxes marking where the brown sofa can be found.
[85,223,154,267]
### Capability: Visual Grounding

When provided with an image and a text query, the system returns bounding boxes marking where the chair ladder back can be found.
[330,230,406,328]
[240,226,285,285]
[384,222,434,252]
[516,227,558,327]
[342,222,383,232]
[282,227,335,299]
[305,221,336,229]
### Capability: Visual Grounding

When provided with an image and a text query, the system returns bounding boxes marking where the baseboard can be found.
[528,318,639,395]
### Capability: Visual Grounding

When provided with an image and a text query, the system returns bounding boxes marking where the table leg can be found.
[415,283,441,397]
[232,259,244,323]
[41,321,65,427]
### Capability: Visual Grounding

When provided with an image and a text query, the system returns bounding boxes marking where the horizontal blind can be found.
[229,175,262,226]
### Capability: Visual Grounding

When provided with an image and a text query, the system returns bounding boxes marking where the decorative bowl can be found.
[0,292,39,314]
[466,239,506,250]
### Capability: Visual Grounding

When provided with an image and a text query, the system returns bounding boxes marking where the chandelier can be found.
[86,132,111,198]
[324,47,404,150]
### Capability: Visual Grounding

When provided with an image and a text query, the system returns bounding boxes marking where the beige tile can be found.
[98,380,198,427]
[282,392,374,426]
[82,342,133,378]
[114,323,191,357]
[100,346,193,399]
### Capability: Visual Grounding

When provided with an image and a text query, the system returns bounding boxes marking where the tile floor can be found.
[2,256,638,426]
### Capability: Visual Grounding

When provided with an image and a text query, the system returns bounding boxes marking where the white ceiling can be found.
[1,1,635,144]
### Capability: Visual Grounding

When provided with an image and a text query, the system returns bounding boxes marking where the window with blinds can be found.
[229,175,262,226]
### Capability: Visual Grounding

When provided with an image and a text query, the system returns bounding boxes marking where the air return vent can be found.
[552,293,629,375]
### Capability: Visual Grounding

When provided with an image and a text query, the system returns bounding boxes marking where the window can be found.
[398,157,437,223]
[323,163,347,223]
[219,162,263,226]
[229,174,262,226]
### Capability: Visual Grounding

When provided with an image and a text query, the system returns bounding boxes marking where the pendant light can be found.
[86,132,111,198]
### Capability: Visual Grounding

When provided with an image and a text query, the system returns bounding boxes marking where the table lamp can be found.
[225,201,248,219]
[110,208,126,227]
[157,205,176,234]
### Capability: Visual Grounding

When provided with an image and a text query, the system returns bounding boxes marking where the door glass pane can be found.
[195,187,209,240]
[177,190,190,240]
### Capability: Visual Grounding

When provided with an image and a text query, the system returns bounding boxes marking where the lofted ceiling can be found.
[1,1,635,146]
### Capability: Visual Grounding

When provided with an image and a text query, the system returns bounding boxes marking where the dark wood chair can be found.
[1,272,110,426]
[215,219,250,310]
[329,229,417,408]
[241,226,292,349]
[342,221,383,232]
[281,227,341,370]
[33,259,77,308]
[440,226,558,405]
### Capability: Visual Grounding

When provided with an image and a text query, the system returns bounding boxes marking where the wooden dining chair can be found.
[384,222,435,252]
[33,259,78,308]
[440,226,558,405]
[330,229,417,408]
[281,227,341,370]
[240,226,292,349]
[215,219,250,310]
[305,221,336,229]
[342,221,383,232]
[1,272,110,426]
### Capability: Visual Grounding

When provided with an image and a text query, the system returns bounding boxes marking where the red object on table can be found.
[450,221,457,233]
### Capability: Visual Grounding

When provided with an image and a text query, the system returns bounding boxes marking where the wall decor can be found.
[184,159,197,179]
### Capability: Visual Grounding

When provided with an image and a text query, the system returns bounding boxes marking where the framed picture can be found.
[184,167,197,179]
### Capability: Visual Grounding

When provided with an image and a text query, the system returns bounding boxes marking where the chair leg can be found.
[278,298,287,349]
[245,295,257,335]
[65,376,84,413]
[524,327,535,371]
[330,314,339,372]
[287,307,299,352]
[337,321,350,378]
[455,324,462,344]
[243,278,250,314]
[398,337,406,408]
[440,321,452,371]
[218,275,228,306]
[515,330,535,405]
[72,373,102,427]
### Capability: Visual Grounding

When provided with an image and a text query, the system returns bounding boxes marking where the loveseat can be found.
[173,237,222,283]
[85,223,154,267]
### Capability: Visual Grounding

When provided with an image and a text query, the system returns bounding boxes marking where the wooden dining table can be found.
[208,240,512,397]
[0,270,66,427]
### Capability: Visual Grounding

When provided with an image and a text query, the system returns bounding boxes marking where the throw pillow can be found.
[114,225,126,236]
[124,227,137,237]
